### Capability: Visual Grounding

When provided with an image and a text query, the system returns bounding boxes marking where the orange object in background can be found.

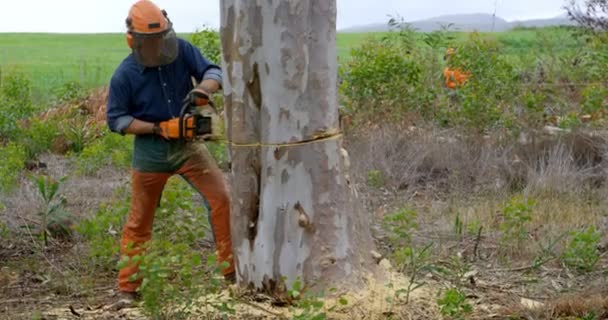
[443,67,468,89]
[443,47,469,89]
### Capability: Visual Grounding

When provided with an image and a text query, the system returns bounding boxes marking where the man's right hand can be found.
[155,118,195,140]
[155,118,179,139]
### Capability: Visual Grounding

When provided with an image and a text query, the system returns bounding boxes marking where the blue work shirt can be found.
[106,38,222,173]
[106,37,222,134]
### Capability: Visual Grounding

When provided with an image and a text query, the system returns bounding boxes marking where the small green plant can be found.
[52,81,85,104]
[579,311,598,320]
[62,117,92,154]
[531,232,568,270]
[366,170,386,188]
[437,288,473,320]
[383,208,433,303]
[288,278,327,320]
[0,142,26,193]
[581,84,607,115]
[75,130,132,175]
[17,118,60,159]
[205,141,229,170]
[434,255,471,289]
[558,112,582,129]
[33,175,69,247]
[383,207,417,246]
[562,226,601,272]
[454,214,464,237]
[500,195,535,252]
[0,220,9,239]
[76,188,129,269]
[394,243,434,304]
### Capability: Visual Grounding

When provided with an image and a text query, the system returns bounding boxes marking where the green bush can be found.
[190,26,221,65]
[383,207,418,250]
[448,33,519,129]
[0,70,36,139]
[0,142,26,193]
[17,118,60,159]
[52,81,85,105]
[75,130,133,175]
[562,226,601,272]
[366,169,385,188]
[339,36,422,122]
[76,188,129,270]
[437,288,473,320]
[205,141,229,170]
[500,195,535,251]
[581,84,607,115]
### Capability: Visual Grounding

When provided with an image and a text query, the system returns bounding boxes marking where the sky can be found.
[0,0,577,33]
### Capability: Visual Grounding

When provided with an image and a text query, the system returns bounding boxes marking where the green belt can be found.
[132,134,190,173]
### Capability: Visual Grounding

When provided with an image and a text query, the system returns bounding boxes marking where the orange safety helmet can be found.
[125,0,178,67]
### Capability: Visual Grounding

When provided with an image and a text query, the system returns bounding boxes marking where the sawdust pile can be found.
[42,261,442,320]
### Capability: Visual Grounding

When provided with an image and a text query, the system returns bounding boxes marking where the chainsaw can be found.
[177,95,222,143]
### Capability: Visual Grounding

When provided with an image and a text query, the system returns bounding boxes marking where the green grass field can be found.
[0,27,579,103]
[0,32,378,101]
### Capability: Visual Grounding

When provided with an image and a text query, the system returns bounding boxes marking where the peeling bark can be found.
[220,0,376,293]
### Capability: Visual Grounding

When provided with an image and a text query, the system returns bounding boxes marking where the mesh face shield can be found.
[131,25,178,67]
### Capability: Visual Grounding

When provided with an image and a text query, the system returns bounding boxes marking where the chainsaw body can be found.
[178,100,221,143]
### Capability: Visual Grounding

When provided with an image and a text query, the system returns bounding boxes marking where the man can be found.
[443,47,468,89]
[106,0,234,300]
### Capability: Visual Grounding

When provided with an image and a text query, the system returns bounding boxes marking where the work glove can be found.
[187,87,211,107]
[154,117,195,140]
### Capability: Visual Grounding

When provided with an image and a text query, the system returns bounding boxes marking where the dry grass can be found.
[347,124,608,313]
[346,125,607,197]
[347,124,608,239]
[506,292,608,319]
[0,153,126,231]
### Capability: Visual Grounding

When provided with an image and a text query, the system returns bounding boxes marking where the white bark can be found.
[220,0,375,292]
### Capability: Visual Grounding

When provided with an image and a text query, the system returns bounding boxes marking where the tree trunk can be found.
[220,0,376,293]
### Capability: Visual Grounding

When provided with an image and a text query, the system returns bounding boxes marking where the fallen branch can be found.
[238,299,286,318]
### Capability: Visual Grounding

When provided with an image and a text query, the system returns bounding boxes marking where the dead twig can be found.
[473,226,483,262]
[238,299,286,318]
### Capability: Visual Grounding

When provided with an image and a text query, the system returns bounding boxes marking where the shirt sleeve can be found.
[106,71,134,135]
[183,40,223,86]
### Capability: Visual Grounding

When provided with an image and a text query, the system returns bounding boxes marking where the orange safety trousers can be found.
[118,156,234,293]
[443,67,468,89]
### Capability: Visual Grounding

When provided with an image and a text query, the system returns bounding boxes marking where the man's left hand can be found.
[188,88,211,106]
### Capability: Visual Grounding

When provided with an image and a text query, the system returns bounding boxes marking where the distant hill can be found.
[340,13,575,33]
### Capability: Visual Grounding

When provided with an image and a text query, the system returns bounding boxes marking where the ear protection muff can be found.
[126,32,134,48]
[125,17,134,48]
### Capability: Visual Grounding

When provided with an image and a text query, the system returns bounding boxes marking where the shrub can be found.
[0,142,26,193]
[76,188,129,270]
[500,195,535,252]
[447,33,519,129]
[52,81,85,105]
[0,70,35,139]
[190,26,221,65]
[75,129,132,175]
[437,288,473,320]
[17,118,61,159]
[339,37,422,123]
[562,226,601,272]
[581,84,607,115]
